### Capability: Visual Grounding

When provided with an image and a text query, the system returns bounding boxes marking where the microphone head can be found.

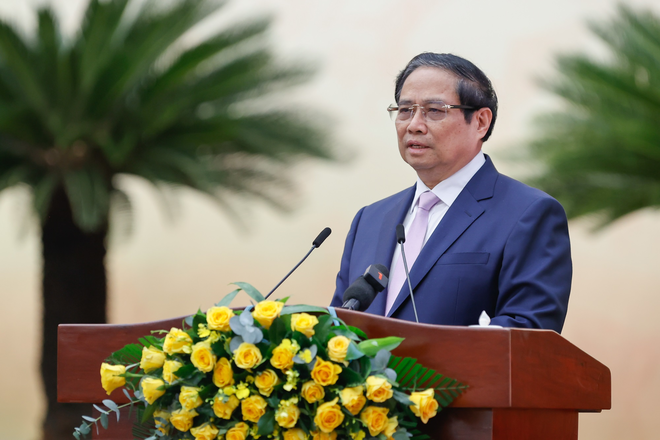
[313,227,332,248]
[363,264,389,293]
[396,224,406,244]
[342,276,377,311]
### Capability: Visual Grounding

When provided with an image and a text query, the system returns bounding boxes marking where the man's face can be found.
[396,67,490,188]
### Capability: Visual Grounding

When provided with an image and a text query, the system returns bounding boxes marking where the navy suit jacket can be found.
[330,156,572,333]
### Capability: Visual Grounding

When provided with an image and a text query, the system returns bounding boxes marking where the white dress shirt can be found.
[388,151,486,278]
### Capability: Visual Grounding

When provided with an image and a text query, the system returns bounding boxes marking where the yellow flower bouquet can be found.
[75,283,467,440]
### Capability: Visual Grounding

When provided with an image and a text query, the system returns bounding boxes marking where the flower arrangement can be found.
[75,283,467,440]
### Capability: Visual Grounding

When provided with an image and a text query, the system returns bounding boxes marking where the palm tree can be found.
[522,4,660,228]
[0,1,332,438]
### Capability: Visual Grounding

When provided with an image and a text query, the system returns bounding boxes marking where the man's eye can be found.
[399,107,413,114]
[426,107,443,113]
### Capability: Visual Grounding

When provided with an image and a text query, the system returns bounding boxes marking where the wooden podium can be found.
[58,309,611,439]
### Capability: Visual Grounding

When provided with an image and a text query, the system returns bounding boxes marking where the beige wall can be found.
[1,0,659,438]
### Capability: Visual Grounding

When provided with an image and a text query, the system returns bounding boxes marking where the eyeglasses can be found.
[387,101,476,122]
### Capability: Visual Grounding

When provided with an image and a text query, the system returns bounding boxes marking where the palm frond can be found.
[523,4,660,227]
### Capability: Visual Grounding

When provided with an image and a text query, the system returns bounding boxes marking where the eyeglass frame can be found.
[387,101,477,122]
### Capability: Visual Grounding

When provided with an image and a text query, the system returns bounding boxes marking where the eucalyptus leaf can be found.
[392,389,413,406]
[82,415,96,422]
[243,326,264,344]
[100,412,109,429]
[216,288,240,307]
[102,399,119,413]
[93,404,108,414]
[281,305,329,315]
[233,282,265,303]
[357,337,404,356]
[230,316,246,334]
[184,315,194,327]
[372,349,391,371]
[384,368,398,383]
[239,309,254,326]
[79,423,91,435]
[230,335,244,352]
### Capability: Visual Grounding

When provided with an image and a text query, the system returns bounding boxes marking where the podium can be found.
[58,309,611,439]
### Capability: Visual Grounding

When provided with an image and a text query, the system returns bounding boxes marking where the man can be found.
[330,53,571,333]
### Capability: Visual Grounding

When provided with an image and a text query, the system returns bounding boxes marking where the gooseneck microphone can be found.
[341,264,389,311]
[264,227,332,300]
[396,224,420,323]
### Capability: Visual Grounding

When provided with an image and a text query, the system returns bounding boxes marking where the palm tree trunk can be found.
[41,186,108,440]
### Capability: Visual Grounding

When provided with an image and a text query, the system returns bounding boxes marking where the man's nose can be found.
[407,107,428,133]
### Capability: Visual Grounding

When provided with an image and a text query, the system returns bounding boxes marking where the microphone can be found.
[395,224,419,323]
[342,264,389,311]
[264,227,332,300]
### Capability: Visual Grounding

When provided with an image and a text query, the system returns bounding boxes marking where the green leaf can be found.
[312,314,333,342]
[232,282,265,303]
[345,340,365,361]
[257,410,275,436]
[348,326,368,340]
[281,305,330,315]
[216,288,240,307]
[268,316,287,346]
[357,337,404,356]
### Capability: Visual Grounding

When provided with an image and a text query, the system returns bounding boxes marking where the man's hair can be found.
[394,53,498,141]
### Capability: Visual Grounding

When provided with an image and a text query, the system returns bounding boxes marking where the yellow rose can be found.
[327,336,350,363]
[339,386,366,415]
[191,341,217,373]
[213,357,235,388]
[226,422,250,440]
[206,306,234,332]
[170,408,198,432]
[100,363,125,395]
[163,328,193,354]
[252,300,284,329]
[366,376,393,403]
[312,432,337,440]
[140,346,166,373]
[311,358,342,386]
[301,380,325,404]
[290,313,319,337]
[255,369,280,396]
[284,428,308,440]
[213,394,240,419]
[384,416,398,439]
[241,394,268,423]
[153,409,171,435]
[409,388,439,424]
[276,402,300,428]
[271,342,296,371]
[314,397,344,433]
[234,342,263,369]
[179,386,203,410]
[191,423,219,440]
[141,377,166,404]
[162,359,184,384]
[360,406,389,437]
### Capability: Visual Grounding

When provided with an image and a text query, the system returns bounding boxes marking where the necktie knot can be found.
[418,191,440,212]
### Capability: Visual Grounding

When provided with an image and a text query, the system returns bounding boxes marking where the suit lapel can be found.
[386,157,498,317]
[365,186,415,316]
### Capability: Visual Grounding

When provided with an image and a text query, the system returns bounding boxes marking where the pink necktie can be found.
[385,191,440,315]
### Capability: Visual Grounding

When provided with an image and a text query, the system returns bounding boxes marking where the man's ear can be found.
[474,107,493,138]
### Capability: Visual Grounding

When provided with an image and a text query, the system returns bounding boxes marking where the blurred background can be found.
[0,0,659,439]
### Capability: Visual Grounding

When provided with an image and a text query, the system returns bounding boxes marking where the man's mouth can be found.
[407,141,428,149]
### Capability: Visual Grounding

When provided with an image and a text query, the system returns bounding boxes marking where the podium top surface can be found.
[58,308,611,411]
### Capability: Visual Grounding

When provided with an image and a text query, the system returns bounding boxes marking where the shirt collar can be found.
[410,150,486,213]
